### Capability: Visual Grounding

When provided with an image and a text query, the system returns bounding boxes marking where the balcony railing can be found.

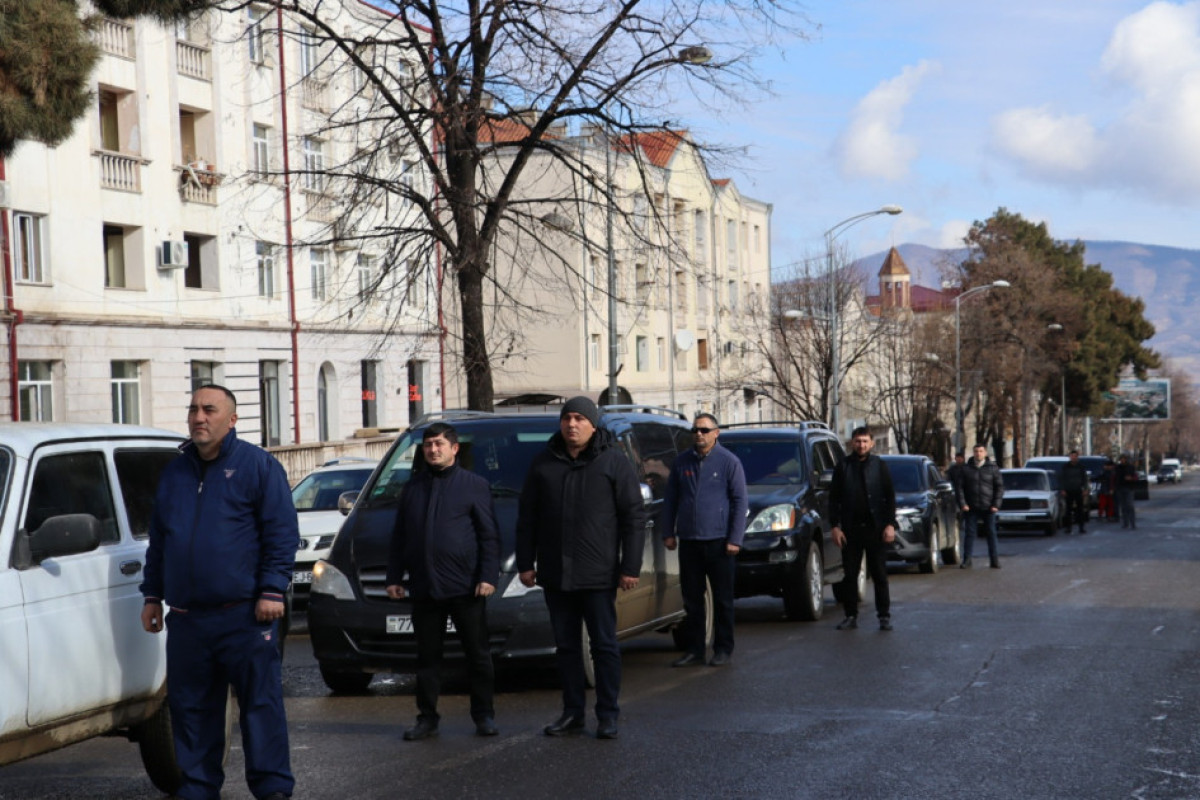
[95,18,134,59]
[176,40,211,80]
[302,77,329,111]
[95,150,142,192]
[304,189,335,222]
[177,164,221,205]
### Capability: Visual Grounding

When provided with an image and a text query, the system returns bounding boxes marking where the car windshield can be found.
[719,439,802,485]
[1003,471,1050,491]
[881,460,922,493]
[292,467,374,511]
[364,419,558,507]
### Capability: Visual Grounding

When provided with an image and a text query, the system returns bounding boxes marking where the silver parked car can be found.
[997,469,1061,536]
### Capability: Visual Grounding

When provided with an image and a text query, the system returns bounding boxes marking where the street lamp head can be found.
[678,45,713,65]
[1047,323,1064,332]
[783,309,804,319]
[879,205,903,215]
[991,279,1011,288]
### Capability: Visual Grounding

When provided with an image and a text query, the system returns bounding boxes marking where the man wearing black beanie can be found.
[515,396,645,740]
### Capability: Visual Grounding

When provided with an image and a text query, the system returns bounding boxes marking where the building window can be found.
[257,241,275,298]
[754,224,762,253]
[302,136,325,191]
[13,212,46,283]
[247,6,267,64]
[400,160,416,206]
[636,336,649,372]
[299,27,318,77]
[103,224,127,288]
[697,338,709,371]
[696,276,708,318]
[252,124,270,173]
[726,219,738,272]
[361,360,378,428]
[728,280,738,313]
[18,361,53,421]
[693,210,706,262]
[190,361,217,391]
[357,254,373,299]
[589,334,601,371]
[635,263,650,307]
[656,337,666,371]
[633,194,648,232]
[183,232,217,290]
[317,362,334,441]
[310,248,328,300]
[259,360,282,447]
[111,361,140,423]
[674,268,687,314]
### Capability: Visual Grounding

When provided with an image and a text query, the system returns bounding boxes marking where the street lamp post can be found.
[822,206,903,437]
[1048,323,1067,453]
[954,280,1010,451]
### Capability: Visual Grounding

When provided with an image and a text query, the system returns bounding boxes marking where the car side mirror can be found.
[640,483,654,505]
[936,481,953,492]
[337,490,359,516]
[817,469,834,489]
[12,513,103,569]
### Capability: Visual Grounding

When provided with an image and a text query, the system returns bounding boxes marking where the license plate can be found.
[293,570,314,585]
[386,615,455,634]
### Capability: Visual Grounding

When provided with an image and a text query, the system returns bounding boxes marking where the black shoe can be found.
[990,560,1001,569]
[671,652,705,667]
[708,651,731,667]
[403,719,439,741]
[596,718,619,739]
[836,616,858,630]
[879,616,893,631]
[960,559,972,569]
[543,713,585,736]
[474,717,498,737]
[1079,528,1088,535]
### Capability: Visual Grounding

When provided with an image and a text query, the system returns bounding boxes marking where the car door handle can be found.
[120,560,143,575]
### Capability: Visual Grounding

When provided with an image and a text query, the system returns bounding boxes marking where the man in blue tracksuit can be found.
[660,413,748,667]
[141,385,298,800]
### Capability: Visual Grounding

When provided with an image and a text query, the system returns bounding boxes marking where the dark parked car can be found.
[1024,456,1094,521]
[307,406,695,693]
[1157,464,1181,484]
[718,421,864,621]
[879,454,961,572]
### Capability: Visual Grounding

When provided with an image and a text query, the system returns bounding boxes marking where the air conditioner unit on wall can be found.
[159,240,189,269]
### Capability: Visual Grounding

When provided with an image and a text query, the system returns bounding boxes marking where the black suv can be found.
[879,454,961,573]
[718,421,861,621]
[307,406,696,692]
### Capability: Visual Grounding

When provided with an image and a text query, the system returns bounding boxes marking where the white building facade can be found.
[1,3,439,444]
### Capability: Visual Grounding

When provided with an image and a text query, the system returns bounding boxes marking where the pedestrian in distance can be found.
[1098,459,1117,521]
[1060,450,1089,534]
[957,443,1004,569]
[660,413,748,667]
[1116,454,1139,529]
[946,451,968,548]
[829,427,898,632]
[140,385,297,800]
[385,422,501,741]
[515,396,646,740]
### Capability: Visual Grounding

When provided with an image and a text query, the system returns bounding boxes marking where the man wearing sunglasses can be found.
[660,413,748,667]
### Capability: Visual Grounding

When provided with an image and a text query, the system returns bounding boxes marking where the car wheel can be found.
[919,521,941,574]
[319,664,373,694]
[783,540,824,621]
[671,578,715,650]
[135,688,233,795]
[941,518,962,566]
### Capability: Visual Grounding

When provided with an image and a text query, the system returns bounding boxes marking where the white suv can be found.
[0,423,215,793]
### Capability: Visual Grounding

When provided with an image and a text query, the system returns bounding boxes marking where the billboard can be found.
[1103,378,1170,421]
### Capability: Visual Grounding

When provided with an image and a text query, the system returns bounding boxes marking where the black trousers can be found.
[678,538,736,657]
[837,525,889,618]
[543,587,620,721]
[411,594,494,723]
[1064,489,1086,531]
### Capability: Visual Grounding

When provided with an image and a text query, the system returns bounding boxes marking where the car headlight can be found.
[1031,499,1049,509]
[745,504,796,533]
[894,511,917,532]
[311,560,356,600]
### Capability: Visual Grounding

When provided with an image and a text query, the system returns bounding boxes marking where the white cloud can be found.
[938,220,972,249]
[993,1,1200,203]
[836,60,941,181]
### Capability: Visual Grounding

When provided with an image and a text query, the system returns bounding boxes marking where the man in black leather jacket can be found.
[1061,451,1089,535]
[956,443,1005,568]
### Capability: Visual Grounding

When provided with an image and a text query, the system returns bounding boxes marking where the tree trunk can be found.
[457,256,493,411]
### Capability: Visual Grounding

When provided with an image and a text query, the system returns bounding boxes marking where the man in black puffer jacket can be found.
[516,396,645,741]
[956,443,1005,569]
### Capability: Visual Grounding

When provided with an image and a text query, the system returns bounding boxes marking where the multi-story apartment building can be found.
[0,3,439,444]
[443,128,772,422]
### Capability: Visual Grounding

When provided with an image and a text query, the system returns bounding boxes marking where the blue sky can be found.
[683,1,1200,280]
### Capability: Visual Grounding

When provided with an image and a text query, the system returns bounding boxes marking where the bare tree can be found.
[200,0,809,409]
[868,312,952,457]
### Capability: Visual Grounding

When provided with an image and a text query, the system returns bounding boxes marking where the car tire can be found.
[783,540,824,621]
[135,688,233,795]
[941,518,962,566]
[919,521,941,574]
[319,664,373,694]
[671,578,715,649]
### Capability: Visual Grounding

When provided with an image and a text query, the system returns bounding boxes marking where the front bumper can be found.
[995,510,1054,530]
[734,529,813,596]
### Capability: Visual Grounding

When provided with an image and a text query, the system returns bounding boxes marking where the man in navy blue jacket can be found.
[141,385,297,800]
[386,422,501,740]
[660,413,748,667]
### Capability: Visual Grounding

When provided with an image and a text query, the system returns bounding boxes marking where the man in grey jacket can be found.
[660,413,748,667]
[957,443,1005,569]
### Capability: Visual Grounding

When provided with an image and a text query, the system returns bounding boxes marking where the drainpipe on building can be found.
[0,157,22,421]
[277,6,302,443]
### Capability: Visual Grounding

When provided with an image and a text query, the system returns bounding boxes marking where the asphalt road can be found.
[4,482,1200,799]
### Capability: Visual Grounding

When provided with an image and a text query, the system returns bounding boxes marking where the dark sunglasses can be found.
[691,426,716,434]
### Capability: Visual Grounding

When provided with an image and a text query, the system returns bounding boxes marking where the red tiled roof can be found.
[476,116,534,144]
[712,178,731,187]
[626,130,687,167]
[865,284,954,313]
